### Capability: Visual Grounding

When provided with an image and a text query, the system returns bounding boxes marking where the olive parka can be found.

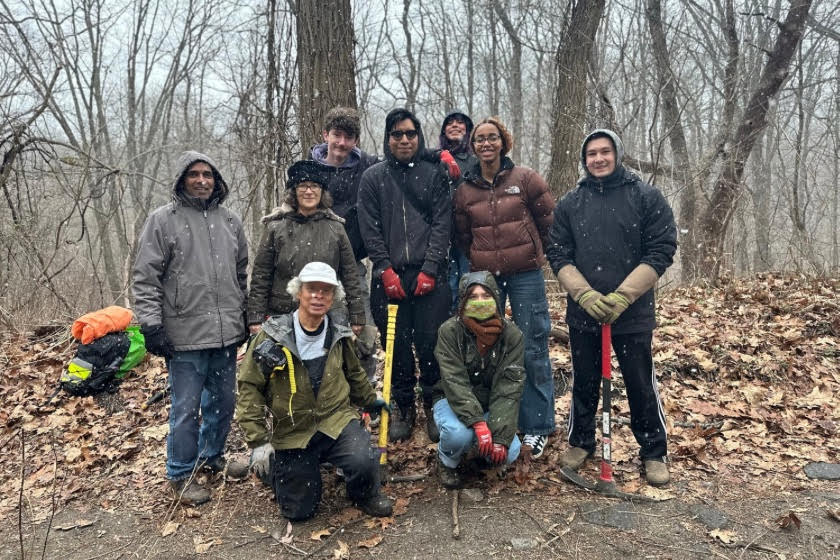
[247,203,365,326]
[433,271,525,447]
[236,312,377,450]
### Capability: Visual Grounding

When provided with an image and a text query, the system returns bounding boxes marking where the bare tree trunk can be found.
[490,0,523,163]
[696,0,812,281]
[294,0,357,151]
[546,0,605,197]
[466,0,475,117]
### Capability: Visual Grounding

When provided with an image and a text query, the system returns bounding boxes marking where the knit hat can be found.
[286,160,329,190]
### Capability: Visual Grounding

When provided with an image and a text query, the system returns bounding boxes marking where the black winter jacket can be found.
[358,110,451,280]
[549,165,677,334]
[311,144,379,260]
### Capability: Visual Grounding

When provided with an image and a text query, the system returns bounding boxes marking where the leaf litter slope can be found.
[1,273,838,558]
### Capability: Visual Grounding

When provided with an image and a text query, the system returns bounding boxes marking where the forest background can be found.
[1,0,838,328]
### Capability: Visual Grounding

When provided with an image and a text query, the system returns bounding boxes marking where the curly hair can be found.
[323,106,361,139]
[470,116,515,158]
[284,185,334,211]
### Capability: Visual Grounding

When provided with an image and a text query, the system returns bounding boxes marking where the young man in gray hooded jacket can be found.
[133,151,249,505]
[549,130,677,486]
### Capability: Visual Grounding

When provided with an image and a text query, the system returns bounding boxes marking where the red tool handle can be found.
[599,323,614,483]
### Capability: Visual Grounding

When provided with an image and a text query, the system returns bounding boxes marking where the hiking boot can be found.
[437,457,461,489]
[522,434,549,459]
[560,446,593,470]
[388,403,416,442]
[170,479,211,506]
[201,456,249,480]
[424,405,440,443]
[644,458,670,487]
[356,493,393,517]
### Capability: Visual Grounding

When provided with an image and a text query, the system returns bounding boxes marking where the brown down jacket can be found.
[454,157,557,277]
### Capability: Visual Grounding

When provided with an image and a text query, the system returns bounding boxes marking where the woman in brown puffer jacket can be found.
[453,117,560,459]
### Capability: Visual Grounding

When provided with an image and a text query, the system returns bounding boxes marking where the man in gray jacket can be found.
[133,151,249,505]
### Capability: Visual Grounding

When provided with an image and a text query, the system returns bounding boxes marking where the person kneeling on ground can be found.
[236,262,393,520]
[432,271,525,488]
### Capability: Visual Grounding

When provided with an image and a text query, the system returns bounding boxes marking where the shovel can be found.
[559,323,667,503]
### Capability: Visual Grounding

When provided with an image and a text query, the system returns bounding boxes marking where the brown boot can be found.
[559,447,592,470]
[170,479,211,506]
[201,456,249,480]
[643,458,670,487]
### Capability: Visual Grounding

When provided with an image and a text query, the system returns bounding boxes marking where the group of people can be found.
[131,106,677,523]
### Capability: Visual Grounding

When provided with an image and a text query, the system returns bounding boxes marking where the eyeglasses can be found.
[297,184,322,192]
[473,134,501,145]
[389,129,418,140]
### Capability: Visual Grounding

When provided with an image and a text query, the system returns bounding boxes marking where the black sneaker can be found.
[522,434,548,459]
[388,404,416,442]
[437,457,461,489]
[356,493,393,517]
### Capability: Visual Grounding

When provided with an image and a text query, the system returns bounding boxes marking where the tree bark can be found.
[696,0,812,281]
[546,0,605,197]
[294,0,357,152]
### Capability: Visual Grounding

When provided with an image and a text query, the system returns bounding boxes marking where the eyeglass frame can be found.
[296,182,322,192]
[389,129,419,140]
[472,134,501,145]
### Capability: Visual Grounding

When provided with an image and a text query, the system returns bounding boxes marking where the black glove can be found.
[141,325,175,359]
[364,398,392,415]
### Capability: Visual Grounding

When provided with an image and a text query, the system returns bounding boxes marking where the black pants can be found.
[370,271,450,410]
[265,421,380,521]
[567,327,667,459]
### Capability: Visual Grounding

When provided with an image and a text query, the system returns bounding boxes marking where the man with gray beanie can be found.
[548,130,677,486]
[133,151,249,505]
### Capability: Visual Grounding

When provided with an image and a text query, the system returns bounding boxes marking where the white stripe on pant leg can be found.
[651,362,667,439]
[566,369,576,440]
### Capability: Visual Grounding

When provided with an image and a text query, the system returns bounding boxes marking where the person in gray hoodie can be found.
[132,151,249,506]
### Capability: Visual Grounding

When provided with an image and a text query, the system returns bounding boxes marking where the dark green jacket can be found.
[434,271,525,446]
[247,204,365,325]
[236,313,376,450]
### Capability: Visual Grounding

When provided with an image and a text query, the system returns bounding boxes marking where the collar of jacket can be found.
[462,156,515,187]
[261,311,352,358]
[172,192,220,212]
[580,164,633,191]
[260,203,345,224]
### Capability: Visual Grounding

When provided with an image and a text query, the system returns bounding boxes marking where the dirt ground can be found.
[3,275,839,559]
[0,450,840,560]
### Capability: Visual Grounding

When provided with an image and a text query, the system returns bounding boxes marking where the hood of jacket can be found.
[311,143,364,169]
[438,110,474,155]
[382,108,426,167]
[579,129,626,184]
[457,270,501,315]
[172,150,229,207]
[260,202,344,224]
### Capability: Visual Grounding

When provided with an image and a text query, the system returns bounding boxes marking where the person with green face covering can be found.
[432,271,526,488]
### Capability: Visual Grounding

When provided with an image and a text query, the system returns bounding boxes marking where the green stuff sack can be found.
[116,325,146,379]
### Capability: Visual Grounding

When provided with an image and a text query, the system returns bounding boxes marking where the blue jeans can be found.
[448,246,471,314]
[434,399,521,468]
[495,269,555,435]
[166,345,237,480]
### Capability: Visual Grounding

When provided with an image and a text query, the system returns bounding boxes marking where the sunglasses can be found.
[389,129,419,140]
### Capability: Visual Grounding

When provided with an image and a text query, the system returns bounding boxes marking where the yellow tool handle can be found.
[379,304,398,465]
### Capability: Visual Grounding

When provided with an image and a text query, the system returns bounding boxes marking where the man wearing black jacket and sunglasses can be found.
[358,108,451,444]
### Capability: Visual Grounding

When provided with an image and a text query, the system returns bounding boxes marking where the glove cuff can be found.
[616,264,659,304]
[557,265,593,301]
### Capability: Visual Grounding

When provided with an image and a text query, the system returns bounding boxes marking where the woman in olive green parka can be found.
[433,271,525,488]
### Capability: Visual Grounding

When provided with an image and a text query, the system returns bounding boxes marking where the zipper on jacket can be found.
[203,210,224,343]
[401,168,410,264]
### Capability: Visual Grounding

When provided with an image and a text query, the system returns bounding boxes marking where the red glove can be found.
[490,443,508,465]
[381,267,406,300]
[440,150,460,181]
[473,421,493,456]
[414,272,436,296]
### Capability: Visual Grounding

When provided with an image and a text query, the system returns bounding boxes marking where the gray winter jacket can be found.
[132,151,248,350]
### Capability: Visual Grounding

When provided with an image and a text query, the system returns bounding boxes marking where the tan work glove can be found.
[600,264,660,324]
[557,265,610,322]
